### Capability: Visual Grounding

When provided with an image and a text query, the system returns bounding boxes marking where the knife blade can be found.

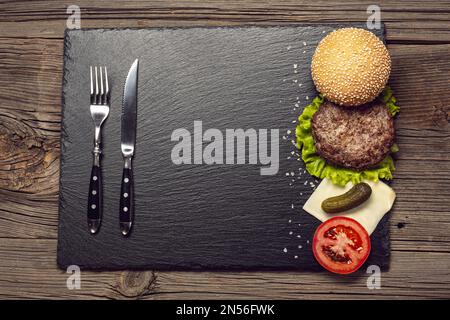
[119,59,139,236]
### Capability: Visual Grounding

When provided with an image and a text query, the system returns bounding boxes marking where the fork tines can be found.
[90,66,110,105]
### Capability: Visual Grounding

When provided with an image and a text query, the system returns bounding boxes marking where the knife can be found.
[119,59,139,236]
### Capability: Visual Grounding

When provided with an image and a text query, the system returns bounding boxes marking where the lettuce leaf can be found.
[295,87,399,186]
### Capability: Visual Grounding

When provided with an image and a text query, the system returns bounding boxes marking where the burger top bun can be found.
[311,27,391,107]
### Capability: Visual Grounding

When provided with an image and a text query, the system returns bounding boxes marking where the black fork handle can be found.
[87,164,102,234]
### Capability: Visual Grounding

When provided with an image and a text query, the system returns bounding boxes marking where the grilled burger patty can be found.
[311,101,395,170]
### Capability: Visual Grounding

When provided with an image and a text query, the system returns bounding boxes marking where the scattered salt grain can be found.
[283,248,288,253]
[293,64,298,69]
[287,130,292,135]
[303,41,307,46]
[289,231,293,235]
[294,255,298,259]
[298,245,303,249]
[291,204,295,209]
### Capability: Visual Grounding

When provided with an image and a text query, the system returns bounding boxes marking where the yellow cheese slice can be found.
[303,178,396,235]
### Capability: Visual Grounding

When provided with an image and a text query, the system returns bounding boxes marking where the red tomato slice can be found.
[312,216,371,274]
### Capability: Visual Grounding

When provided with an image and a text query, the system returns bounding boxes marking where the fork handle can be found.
[87,164,102,234]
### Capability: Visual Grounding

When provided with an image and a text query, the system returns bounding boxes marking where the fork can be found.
[87,66,110,234]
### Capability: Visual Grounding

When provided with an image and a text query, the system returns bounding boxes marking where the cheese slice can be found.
[303,178,396,235]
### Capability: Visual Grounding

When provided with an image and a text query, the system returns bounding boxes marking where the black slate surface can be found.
[57,24,390,271]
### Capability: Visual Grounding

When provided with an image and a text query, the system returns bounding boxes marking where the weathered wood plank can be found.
[0,0,449,299]
[0,238,448,299]
[0,36,62,194]
[0,1,450,43]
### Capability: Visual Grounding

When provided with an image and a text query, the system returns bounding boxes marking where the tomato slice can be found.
[312,216,371,274]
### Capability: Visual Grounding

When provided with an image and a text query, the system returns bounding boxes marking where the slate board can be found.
[57,24,390,271]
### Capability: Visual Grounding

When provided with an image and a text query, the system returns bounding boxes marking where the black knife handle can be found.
[87,164,102,234]
[119,162,134,236]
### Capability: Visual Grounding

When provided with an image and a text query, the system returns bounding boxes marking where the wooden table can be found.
[0,1,449,299]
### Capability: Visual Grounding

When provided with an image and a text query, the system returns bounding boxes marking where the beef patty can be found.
[311,101,395,170]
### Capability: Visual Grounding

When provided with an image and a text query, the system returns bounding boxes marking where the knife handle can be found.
[87,164,102,234]
[119,158,134,236]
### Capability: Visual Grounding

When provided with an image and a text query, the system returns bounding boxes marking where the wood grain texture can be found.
[0,0,449,299]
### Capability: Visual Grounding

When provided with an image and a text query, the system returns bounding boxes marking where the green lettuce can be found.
[295,87,399,186]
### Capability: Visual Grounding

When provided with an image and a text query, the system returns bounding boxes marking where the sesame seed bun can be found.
[311,28,391,107]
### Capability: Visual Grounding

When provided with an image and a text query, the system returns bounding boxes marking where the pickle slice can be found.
[321,182,372,214]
